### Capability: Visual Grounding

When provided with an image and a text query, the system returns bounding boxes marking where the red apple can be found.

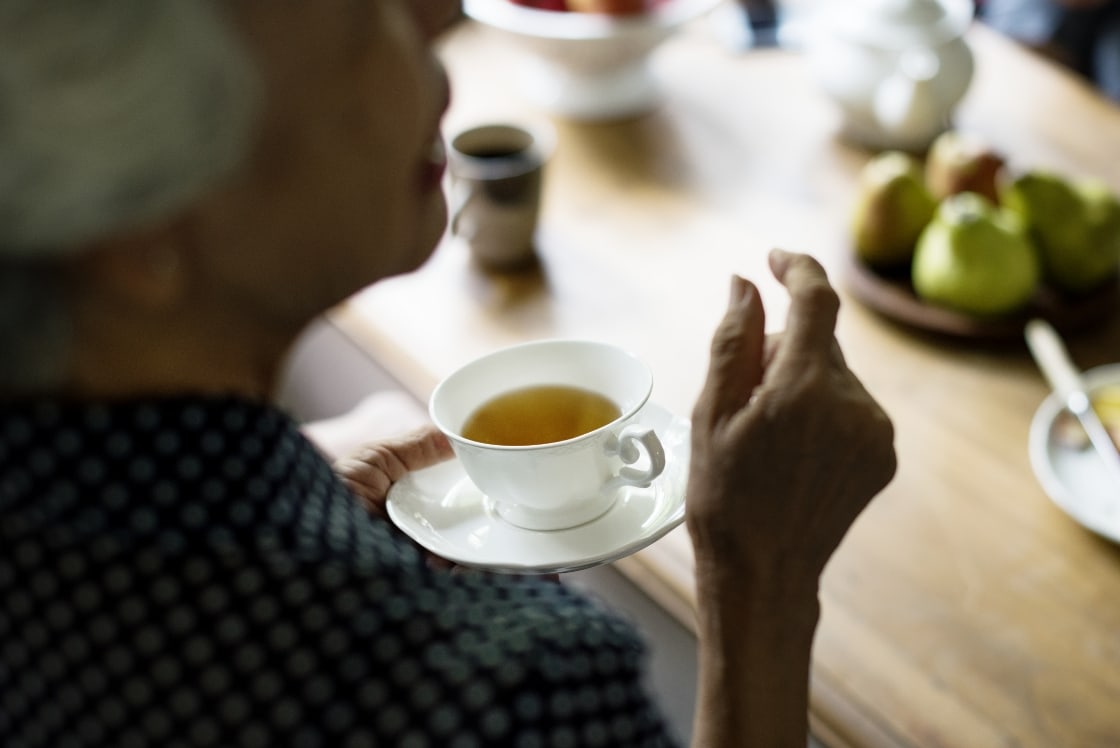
[509,0,568,9]
[566,0,648,14]
[925,130,1007,205]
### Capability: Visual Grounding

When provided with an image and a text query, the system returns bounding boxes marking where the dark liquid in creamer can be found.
[461,385,621,446]
[466,147,524,160]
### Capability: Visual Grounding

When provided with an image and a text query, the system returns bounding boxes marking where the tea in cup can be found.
[429,339,667,531]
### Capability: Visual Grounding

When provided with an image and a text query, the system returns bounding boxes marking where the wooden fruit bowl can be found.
[842,250,1120,341]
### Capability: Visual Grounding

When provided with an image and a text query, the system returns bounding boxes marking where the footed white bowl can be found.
[464,0,726,120]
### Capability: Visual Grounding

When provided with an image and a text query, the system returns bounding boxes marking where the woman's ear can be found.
[72,222,191,310]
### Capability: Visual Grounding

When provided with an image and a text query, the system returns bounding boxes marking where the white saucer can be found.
[386,402,689,574]
[1028,363,1120,543]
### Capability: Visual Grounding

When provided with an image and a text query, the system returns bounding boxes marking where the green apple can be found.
[851,151,938,269]
[1002,170,1120,294]
[912,192,1040,316]
[1072,178,1120,291]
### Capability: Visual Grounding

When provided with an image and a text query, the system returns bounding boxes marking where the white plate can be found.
[1029,363,1120,543]
[386,402,689,574]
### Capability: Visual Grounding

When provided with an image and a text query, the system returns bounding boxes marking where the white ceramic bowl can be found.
[464,0,726,120]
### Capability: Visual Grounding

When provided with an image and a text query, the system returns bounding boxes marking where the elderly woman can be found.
[0,2,895,746]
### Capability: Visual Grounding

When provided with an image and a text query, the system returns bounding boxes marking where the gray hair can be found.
[0,1,261,393]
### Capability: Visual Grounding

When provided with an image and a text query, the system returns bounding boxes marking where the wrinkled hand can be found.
[332,424,561,581]
[687,250,897,598]
[334,425,464,570]
[334,425,454,521]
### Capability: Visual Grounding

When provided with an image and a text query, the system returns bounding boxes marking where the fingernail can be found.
[729,275,748,304]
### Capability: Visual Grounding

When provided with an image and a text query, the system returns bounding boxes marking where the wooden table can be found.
[333,15,1120,747]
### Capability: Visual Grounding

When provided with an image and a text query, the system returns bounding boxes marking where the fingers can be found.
[694,275,767,424]
[767,249,840,375]
[343,424,453,477]
[334,425,453,512]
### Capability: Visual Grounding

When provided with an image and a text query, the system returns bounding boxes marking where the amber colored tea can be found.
[461,385,622,446]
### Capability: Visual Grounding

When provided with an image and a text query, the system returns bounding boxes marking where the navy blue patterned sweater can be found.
[0,396,676,747]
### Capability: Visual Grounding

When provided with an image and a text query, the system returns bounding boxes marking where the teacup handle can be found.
[605,425,666,489]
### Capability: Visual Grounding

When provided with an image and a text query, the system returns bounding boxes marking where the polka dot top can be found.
[0,395,677,747]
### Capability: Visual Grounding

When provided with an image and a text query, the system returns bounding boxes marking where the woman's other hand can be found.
[687,248,897,601]
[687,249,897,747]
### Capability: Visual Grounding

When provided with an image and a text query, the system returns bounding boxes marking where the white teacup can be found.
[429,339,667,531]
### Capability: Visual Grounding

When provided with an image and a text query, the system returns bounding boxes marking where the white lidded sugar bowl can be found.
[803,0,975,152]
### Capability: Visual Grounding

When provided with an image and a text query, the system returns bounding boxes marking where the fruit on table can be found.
[1073,178,1120,288]
[851,151,938,269]
[567,0,651,12]
[849,130,1119,324]
[509,0,570,9]
[1002,170,1120,295]
[925,130,1006,205]
[912,192,1040,316]
[509,0,667,12]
